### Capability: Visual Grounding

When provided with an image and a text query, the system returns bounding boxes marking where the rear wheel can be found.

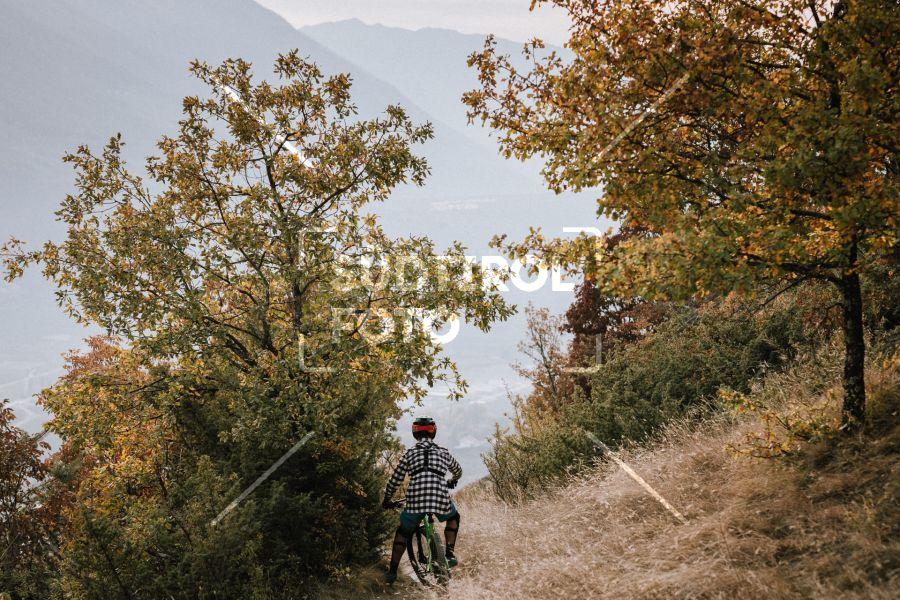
[407,529,429,585]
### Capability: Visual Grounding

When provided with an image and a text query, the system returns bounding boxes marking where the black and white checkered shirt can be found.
[384,439,463,514]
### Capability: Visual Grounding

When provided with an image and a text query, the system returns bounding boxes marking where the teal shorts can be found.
[399,502,458,534]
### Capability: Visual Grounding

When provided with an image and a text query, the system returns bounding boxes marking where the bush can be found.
[486,294,817,502]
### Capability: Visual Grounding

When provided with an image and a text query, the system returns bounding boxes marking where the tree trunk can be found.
[840,271,866,427]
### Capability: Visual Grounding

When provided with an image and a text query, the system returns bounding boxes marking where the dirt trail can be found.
[333,360,899,600]
[410,412,899,598]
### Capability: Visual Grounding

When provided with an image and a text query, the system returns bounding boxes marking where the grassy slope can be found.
[331,351,899,599]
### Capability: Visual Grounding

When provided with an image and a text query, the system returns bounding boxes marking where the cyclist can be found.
[382,416,462,584]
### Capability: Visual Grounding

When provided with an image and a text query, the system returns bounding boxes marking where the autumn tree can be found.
[563,228,669,366]
[0,401,76,599]
[465,0,898,426]
[513,305,574,415]
[1,400,50,597]
[3,53,510,595]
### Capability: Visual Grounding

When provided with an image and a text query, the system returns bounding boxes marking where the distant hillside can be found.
[301,19,564,151]
[0,0,535,246]
[0,1,599,480]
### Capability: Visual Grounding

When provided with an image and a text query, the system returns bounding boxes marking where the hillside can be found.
[336,349,899,599]
[301,19,563,150]
[0,1,532,243]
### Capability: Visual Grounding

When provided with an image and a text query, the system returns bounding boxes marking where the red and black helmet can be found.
[412,417,436,440]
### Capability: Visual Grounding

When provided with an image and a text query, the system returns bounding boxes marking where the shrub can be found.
[486,294,816,501]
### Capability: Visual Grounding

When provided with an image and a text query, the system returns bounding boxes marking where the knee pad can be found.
[397,523,416,538]
[445,513,460,531]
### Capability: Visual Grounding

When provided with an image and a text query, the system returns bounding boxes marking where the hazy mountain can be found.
[1,0,536,244]
[0,0,601,479]
[301,18,562,150]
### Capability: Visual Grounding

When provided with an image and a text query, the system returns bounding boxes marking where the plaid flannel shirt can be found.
[384,439,462,514]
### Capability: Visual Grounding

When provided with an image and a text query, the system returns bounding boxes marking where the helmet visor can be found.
[412,423,436,436]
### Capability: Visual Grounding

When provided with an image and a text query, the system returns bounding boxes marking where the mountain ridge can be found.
[302,18,563,142]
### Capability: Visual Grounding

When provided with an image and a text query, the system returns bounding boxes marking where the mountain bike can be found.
[392,498,451,587]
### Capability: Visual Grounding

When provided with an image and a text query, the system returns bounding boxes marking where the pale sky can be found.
[255,0,572,44]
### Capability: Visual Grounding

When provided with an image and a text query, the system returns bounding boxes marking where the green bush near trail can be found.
[486,297,818,502]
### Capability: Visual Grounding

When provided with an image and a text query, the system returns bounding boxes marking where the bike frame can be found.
[420,516,436,572]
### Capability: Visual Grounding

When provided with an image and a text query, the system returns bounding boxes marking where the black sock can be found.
[445,513,459,556]
[389,533,406,573]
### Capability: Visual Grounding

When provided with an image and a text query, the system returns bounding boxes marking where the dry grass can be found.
[396,352,900,600]
[331,350,899,599]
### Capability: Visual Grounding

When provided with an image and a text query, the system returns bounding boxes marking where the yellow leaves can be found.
[333,476,368,498]
[319,438,353,460]
[463,0,896,304]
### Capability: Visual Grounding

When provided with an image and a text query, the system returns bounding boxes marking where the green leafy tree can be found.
[4,52,510,596]
[465,0,898,426]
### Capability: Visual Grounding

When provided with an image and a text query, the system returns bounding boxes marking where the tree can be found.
[0,400,71,599]
[3,53,510,594]
[1,400,50,596]
[513,305,573,415]
[465,0,898,426]
[563,228,669,366]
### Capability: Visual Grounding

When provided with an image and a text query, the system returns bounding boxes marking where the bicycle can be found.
[390,498,451,587]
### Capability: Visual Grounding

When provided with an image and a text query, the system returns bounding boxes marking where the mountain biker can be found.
[382,416,462,584]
